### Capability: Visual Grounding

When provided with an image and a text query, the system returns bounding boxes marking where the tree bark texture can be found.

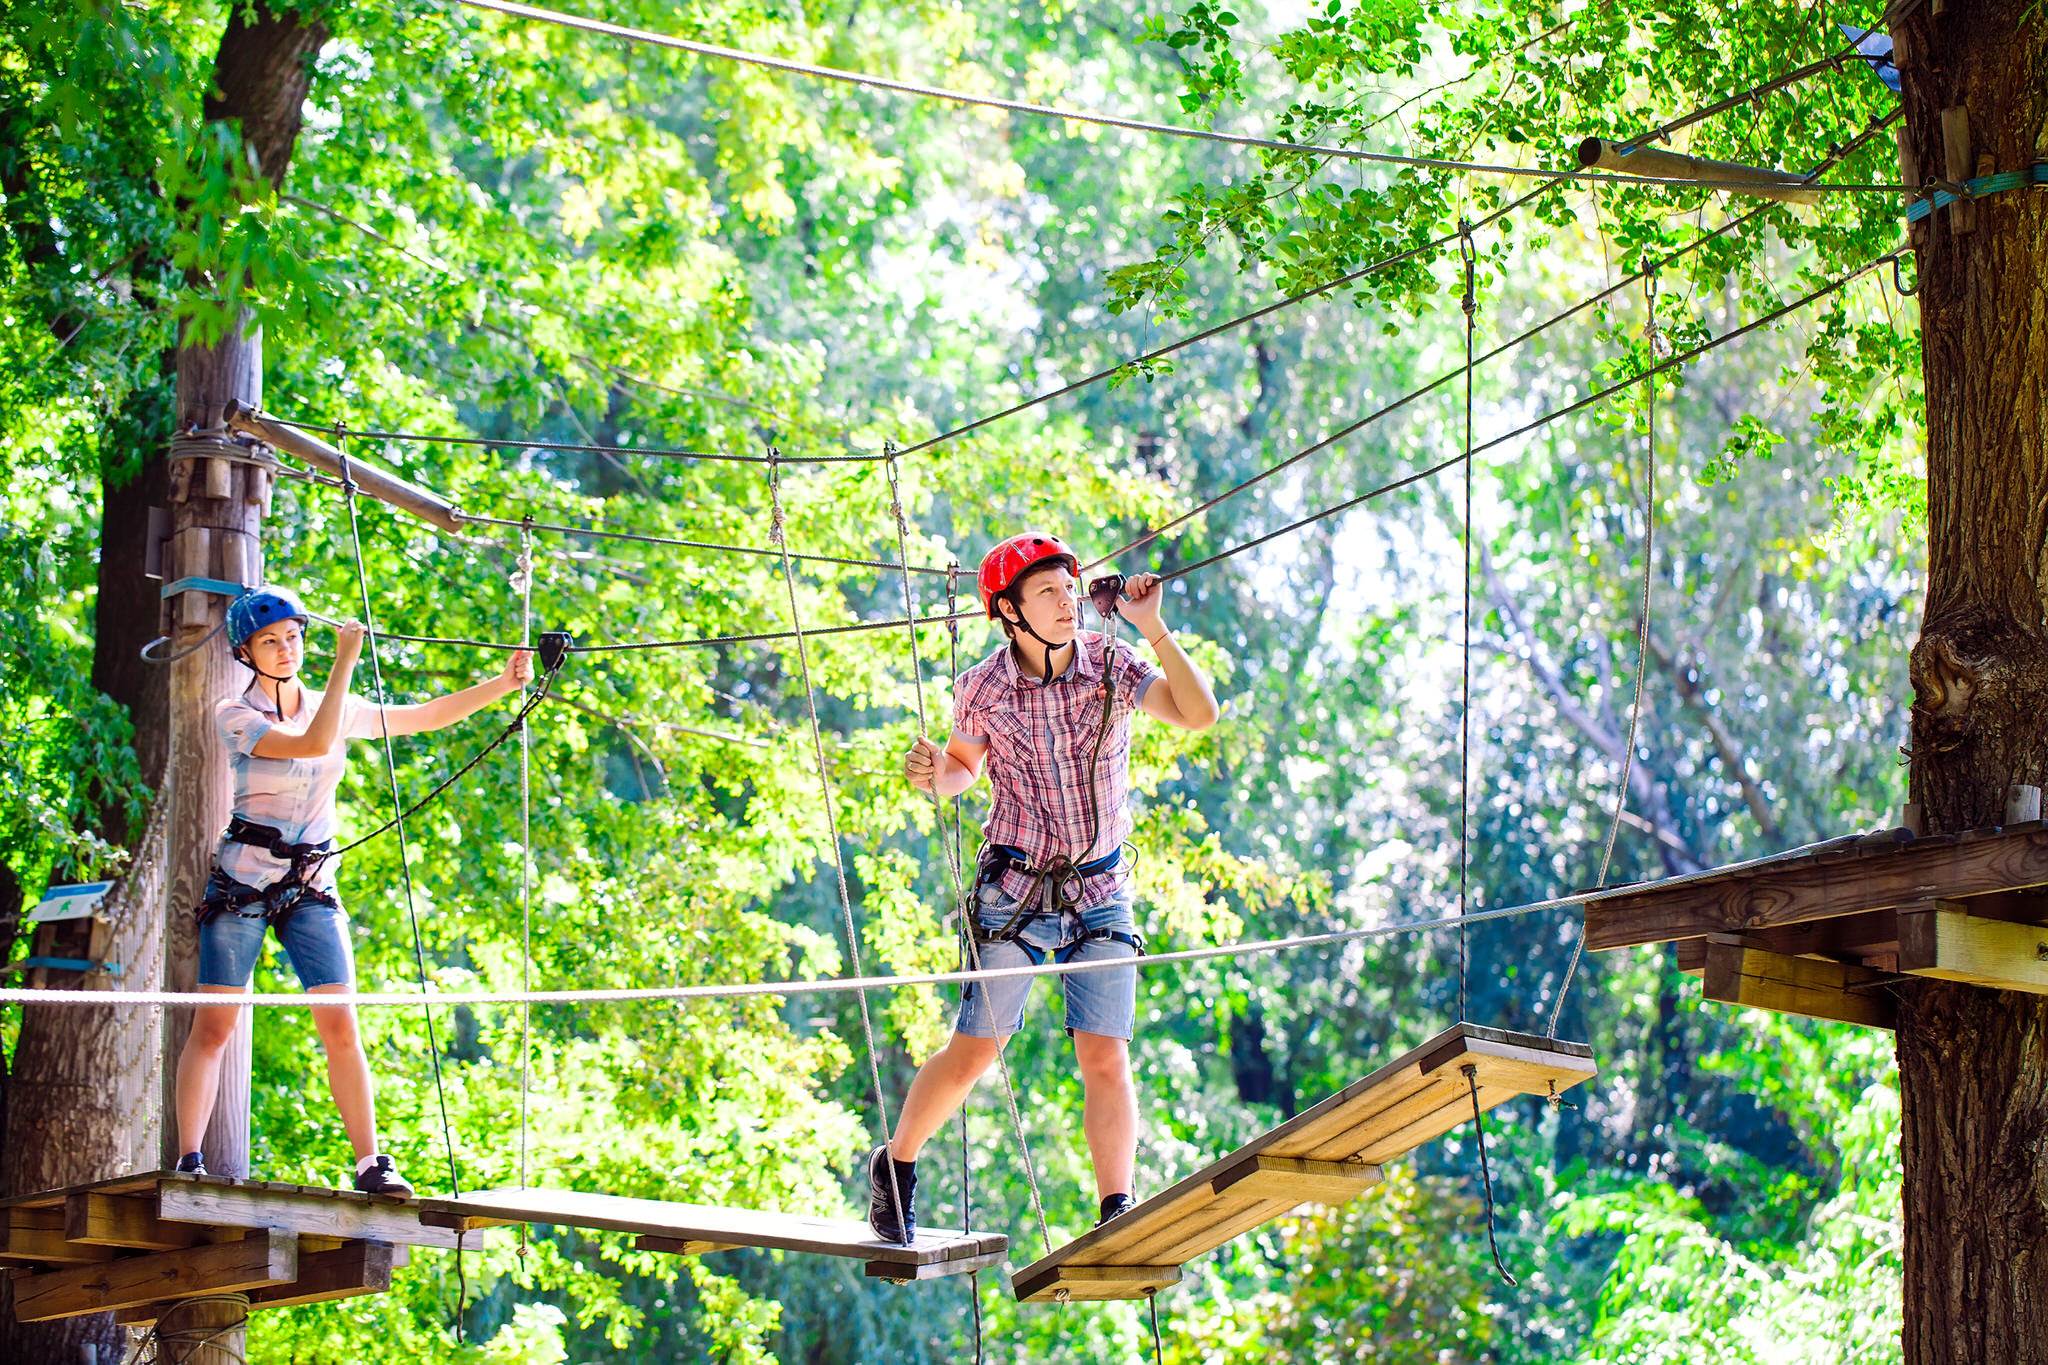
[0,806,169,1363]
[1898,2,2048,1361]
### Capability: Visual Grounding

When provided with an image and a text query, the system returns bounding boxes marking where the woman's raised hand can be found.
[501,650,534,689]
[333,620,369,663]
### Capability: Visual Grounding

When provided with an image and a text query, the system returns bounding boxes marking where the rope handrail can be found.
[261,411,884,465]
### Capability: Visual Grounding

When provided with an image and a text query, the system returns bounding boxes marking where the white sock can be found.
[355,1153,386,1176]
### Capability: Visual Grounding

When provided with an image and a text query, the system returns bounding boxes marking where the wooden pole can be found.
[160,323,269,1360]
[223,402,466,533]
[1574,137,1824,205]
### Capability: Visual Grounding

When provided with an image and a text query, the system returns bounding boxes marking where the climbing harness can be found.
[193,817,339,932]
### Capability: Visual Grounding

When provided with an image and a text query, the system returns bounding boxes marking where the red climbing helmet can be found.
[978,533,1080,617]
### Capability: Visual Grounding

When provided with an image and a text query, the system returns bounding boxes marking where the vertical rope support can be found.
[517,518,535,1217]
[1148,1288,1166,1363]
[767,450,911,1242]
[1546,273,1660,1040]
[1457,222,1478,1022]
[940,563,985,1361]
[1461,1063,1518,1286]
[334,433,466,1340]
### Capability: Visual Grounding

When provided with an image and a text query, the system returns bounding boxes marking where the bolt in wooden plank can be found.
[1014,1263,1182,1304]
[1899,904,2048,995]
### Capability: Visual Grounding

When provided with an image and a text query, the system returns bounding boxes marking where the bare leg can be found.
[309,984,377,1161]
[174,988,250,1157]
[887,1032,1001,1161]
[1073,1030,1136,1199]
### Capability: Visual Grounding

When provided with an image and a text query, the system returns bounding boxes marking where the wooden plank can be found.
[1586,829,2048,951]
[632,1235,741,1257]
[415,1189,1005,1268]
[112,1244,408,1326]
[157,1179,474,1252]
[1899,905,2048,995]
[2,1208,117,1266]
[247,1240,396,1311]
[1210,1156,1381,1206]
[863,1246,1007,1283]
[12,1229,297,1322]
[1015,1264,1182,1304]
[1009,1024,1595,1303]
[1700,939,1896,1029]
[66,1193,203,1252]
[0,1172,163,1212]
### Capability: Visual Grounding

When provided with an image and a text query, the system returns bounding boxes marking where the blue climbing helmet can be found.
[226,586,309,650]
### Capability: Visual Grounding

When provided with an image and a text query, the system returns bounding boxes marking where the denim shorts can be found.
[197,870,355,990]
[957,881,1140,1040]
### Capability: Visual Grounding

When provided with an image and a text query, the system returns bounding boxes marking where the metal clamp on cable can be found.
[537,631,574,673]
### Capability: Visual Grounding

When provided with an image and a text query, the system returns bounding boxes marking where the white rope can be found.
[4,897,1582,1009]
[456,0,1914,196]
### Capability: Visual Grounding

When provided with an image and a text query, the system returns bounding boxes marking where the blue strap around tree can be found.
[1907,163,2048,223]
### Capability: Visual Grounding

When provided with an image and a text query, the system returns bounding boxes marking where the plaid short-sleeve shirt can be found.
[953,632,1163,905]
[213,681,380,892]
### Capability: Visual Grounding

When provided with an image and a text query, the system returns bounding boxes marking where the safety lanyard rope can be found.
[335,433,468,1340]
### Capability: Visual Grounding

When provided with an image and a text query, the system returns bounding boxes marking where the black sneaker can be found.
[174,1151,206,1176]
[352,1154,413,1198]
[1097,1193,1136,1225]
[864,1145,916,1244]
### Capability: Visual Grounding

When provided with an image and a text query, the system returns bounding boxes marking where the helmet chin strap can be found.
[234,648,297,685]
[1004,606,1072,686]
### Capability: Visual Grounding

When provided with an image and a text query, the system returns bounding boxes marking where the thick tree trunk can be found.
[0,807,169,1362]
[1898,2,2048,1361]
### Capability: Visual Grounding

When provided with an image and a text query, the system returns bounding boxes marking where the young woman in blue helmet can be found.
[173,586,531,1196]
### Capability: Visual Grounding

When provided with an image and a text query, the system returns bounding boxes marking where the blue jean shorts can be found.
[957,881,1141,1040]
[197,870,355,990]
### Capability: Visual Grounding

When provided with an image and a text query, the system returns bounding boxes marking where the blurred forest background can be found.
[3,0,1920,1359]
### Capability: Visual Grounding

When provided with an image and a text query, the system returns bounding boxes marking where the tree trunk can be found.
[0,807,170,1363]
[1898,2,2048,1361]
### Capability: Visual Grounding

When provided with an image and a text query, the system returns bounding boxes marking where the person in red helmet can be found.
[862,532,1219,1243]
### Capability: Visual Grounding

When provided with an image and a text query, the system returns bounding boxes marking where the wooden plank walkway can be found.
[1009,1023,1597,1303]
[416,1187,1007,1281]
[1585,826,2048,1021]
[1,1170,475,1323]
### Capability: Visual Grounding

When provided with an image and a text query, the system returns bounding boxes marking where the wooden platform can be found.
[1008,1024,1597,1303]
[0,1170,482,1323]
[416,1187,1007,1282]
[1587,825,2048,1026]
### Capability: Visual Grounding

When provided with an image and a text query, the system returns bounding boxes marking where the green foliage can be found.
[3,0,1929,1359]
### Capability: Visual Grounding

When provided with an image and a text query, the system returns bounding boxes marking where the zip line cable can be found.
[261,411,885,465]
[460,510,958,577]
[1153,246,1903,586]
[297,241,1902,665]
[1085,109,1901,574]
[455,0,1913,197]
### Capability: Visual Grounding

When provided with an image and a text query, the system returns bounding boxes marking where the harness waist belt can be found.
[987,845,1123,879]
[224,815,333,861]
